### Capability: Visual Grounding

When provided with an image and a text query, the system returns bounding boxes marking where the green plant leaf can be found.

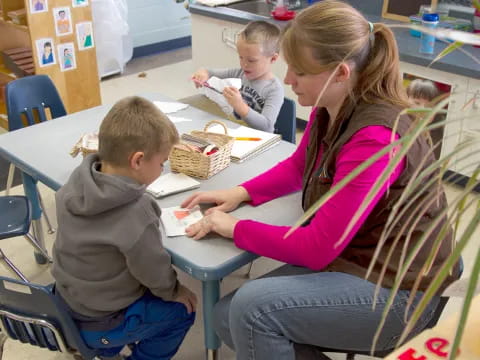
[430,42,464,66]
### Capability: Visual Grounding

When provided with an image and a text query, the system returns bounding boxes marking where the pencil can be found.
[235,137,262,141]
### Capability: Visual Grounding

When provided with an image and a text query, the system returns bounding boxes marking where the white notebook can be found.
[209,124,282,162]
[147,173,200,198]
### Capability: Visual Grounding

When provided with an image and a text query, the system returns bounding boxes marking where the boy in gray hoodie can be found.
[52,96,196,360]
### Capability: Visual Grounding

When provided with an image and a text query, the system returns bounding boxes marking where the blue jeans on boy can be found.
[213,265,440,360]
[81,291,195,360]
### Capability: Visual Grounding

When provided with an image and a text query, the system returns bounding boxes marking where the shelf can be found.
[0,18,28,32]
[0,105,8,131]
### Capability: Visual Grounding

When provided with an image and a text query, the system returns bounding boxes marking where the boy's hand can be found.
[185,210,239,240]
[174,284,198,313]
[223,87,249,117]
[191,69,209,88]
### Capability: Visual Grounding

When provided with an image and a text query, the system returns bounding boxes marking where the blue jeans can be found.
[81,292,195,360]
[213,265,439,360]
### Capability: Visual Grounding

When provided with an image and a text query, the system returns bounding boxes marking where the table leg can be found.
[21,173,49,264]
[202,280,220,360]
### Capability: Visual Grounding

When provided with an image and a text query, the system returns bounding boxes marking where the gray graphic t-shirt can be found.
[207,68,284,132]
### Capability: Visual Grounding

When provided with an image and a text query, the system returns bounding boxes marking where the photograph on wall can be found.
[76,22,94,50]
[35,38,56,67]
[53,7,73,36]
[72,0,88,7]
[57,42,77,72]
[30,0,48,13]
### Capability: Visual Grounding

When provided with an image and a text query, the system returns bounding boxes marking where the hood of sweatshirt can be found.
[60,154,146,217]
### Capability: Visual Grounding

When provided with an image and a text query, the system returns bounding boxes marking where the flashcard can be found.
[54,7,73,36]
[35,38,56,67]
[57,42,76,72]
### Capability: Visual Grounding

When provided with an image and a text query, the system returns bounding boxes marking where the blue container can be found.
[420,13,439,54]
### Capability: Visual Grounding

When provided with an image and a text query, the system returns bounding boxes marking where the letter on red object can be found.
[397,348,427,360]
[425,337,449,358]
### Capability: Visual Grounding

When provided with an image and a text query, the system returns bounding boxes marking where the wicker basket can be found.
[170,120,234,179]
[70,133,98,158]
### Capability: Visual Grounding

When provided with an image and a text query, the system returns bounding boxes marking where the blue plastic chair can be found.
[6,74,66,131]
[0,196,51,282]
[5,75,66,236]
[0,276,103,360]
[274,97,296,144]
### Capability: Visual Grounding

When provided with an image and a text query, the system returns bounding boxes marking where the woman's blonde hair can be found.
[282,0,409,108]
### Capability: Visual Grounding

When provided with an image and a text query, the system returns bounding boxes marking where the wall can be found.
[126,0,191,49]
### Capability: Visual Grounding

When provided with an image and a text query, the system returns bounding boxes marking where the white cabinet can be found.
[191,14,311,121]
[455,78,480,177]
[399,62,480,177]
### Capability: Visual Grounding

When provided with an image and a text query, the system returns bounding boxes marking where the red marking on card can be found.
[174,210,190,220]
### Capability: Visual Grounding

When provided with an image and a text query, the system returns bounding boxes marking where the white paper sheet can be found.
[168,116,193,123]
[154,101,188,114]
[200,76,241,116]
[161,206,203,237]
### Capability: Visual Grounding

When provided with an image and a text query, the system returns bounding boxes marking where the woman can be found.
[182,1,460,358]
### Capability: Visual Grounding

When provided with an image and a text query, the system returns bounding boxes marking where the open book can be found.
[147,173,200,198]
[209,124,282,162]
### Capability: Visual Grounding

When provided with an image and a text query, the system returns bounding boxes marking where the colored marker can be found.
[192,78,223,94]
[235,137,262,141]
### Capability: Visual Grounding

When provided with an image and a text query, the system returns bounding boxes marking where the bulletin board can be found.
[382,0,438,22]
[25,0,101,113]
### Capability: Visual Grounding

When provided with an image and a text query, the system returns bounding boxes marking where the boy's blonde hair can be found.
[240,20,281,56]
[406,79,440,102]
[98,96,179,167]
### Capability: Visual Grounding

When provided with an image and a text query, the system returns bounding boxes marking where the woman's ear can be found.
[335,62,352,83]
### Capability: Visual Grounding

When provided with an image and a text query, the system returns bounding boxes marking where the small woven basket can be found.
[170,120,234,179]
[70,133,98,158]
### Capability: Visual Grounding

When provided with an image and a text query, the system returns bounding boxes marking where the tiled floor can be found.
[0,50,479,360]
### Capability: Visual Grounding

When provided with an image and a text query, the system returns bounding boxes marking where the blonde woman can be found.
[182,1,460,358]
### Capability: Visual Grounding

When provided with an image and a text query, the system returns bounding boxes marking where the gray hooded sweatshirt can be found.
[52,154,178,318]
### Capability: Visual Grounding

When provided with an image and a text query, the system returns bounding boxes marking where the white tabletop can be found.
[0,94,303,280]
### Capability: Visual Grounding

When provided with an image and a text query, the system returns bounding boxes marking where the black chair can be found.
[0,276,103,359]
[274,97,296,144]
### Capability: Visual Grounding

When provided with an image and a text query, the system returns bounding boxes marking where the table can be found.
[0,94,302,359]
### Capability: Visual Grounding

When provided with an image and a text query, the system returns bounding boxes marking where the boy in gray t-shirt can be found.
[192,21,284,132]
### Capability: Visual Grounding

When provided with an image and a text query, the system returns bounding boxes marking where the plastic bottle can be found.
[419,12,439,54]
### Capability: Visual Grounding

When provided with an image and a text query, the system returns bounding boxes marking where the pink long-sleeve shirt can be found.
[233,108,406,271]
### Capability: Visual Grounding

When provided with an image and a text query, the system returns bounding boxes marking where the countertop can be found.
[189,0,480,79]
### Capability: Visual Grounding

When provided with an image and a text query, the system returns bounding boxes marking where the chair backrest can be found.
[5,75,66,131]
[0,276,99,359]
[274,97,296,144]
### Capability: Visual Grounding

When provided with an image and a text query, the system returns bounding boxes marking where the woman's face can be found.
[284,65,336,107]
[283,49,343,108]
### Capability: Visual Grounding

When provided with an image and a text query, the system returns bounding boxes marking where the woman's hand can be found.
[173,284,198,314]
[185,210,239,240]
[181,186,250,215]
[223,87,249,117]
[191,68,209,88]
